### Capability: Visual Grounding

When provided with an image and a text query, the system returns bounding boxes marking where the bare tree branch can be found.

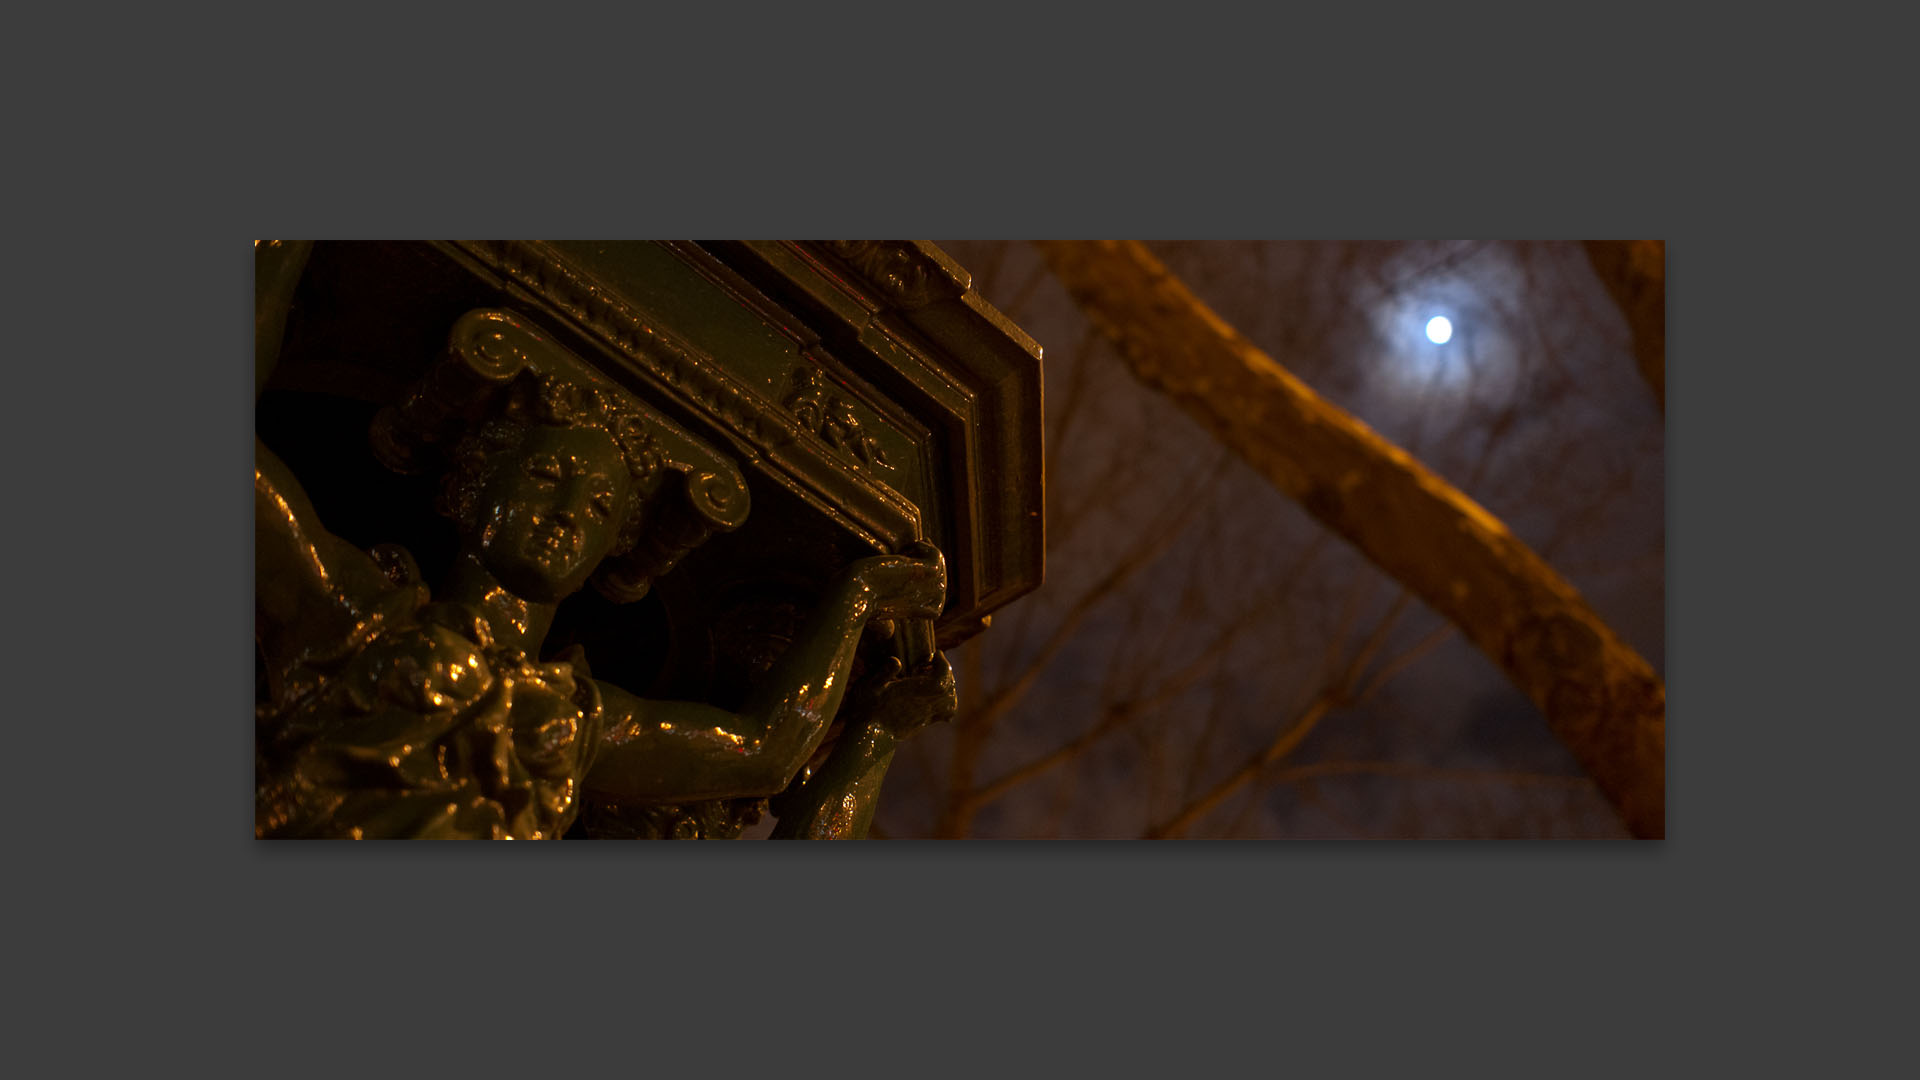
[1148,690,1340,838]
[1353,621,1457,706]
[1583,240,1666,413]
[1268,759,1599,789]
[934,455,1227,836]
[960,527,1333,815]
[1039,240,1666,839]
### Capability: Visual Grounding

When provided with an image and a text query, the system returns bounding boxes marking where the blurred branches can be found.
[1036,241,1664,838]
[1583,241,1666,413]
[878,240,1663,840]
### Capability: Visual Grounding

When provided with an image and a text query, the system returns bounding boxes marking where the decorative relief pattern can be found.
[457,242,801,452]
[448,242,926,553]
[821,241,968,310]
[782,366,892,471]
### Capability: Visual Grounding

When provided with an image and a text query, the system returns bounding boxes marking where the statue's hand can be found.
[847,651,958,743]
[849,541,947,621]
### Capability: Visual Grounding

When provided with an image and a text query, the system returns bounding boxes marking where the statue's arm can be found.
[581,547,946,804]
[255,437,407,691]
[768,652,956,839]
[769,720,899,839]
[255,241,312,400]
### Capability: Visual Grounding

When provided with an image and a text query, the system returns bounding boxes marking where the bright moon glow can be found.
[1426,316,1453,344]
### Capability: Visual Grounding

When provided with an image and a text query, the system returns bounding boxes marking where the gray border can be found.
[33,9,1841,1073]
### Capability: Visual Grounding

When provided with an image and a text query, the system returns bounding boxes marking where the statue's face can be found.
[477,425,633,603]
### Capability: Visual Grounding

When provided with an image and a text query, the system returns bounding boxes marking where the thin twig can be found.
[1148,690,1340,838]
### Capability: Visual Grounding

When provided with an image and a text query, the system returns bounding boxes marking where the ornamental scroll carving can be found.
[821,241,969,311]
[455,241,796,450]
[781,366,893,471]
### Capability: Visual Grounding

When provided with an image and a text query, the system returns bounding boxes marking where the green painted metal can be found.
[254,241,1041,839]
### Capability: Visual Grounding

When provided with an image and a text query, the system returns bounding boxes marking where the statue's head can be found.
[438,371,661,603]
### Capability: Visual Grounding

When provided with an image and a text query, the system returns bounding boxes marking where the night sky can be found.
[870,241,1663,838]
